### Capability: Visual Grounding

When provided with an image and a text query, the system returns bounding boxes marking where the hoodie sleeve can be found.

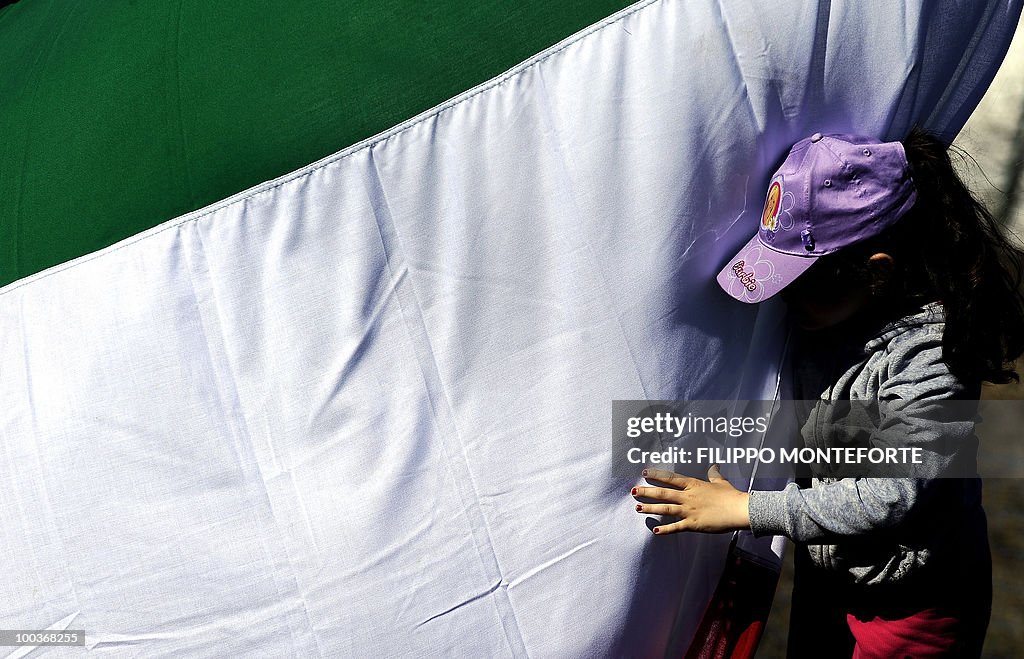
[748,324,978,542]
[748,478,933,541]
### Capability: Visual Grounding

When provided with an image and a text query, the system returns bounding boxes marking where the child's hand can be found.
[631,466,750,535]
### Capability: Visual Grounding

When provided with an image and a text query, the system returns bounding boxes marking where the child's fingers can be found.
[650,519,692,535]
[631,485,685,503]
[641,467,693,488]
[634,502,680,516]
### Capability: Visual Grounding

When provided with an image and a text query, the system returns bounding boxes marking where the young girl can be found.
[631,128,1024,658]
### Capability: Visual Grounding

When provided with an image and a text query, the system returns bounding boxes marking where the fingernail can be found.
[653,527,661,535]
[635,504,643,512]
[631,487,638,496]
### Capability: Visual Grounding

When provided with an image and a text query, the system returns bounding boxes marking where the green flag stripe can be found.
[0,0,635,287]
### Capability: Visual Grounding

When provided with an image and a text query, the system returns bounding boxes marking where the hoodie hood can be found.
[788,300,947,401]
[862,301,945,354]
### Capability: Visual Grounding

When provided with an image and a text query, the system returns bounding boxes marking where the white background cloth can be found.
[1,0,1020,655]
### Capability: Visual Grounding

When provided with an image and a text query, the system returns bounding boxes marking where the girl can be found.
[632,128,1024,658]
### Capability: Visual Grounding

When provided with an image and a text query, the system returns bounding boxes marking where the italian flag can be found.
[0,0,1019,656]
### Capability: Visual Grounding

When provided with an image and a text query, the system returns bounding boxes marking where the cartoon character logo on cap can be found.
[761,180,783,232]
[759,179,796,245]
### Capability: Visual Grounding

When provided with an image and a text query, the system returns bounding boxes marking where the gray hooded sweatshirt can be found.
[747,301,987,586]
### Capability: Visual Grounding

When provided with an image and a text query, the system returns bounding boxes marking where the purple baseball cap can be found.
[716,132,917,303]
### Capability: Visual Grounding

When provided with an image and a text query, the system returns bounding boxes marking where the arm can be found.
[747,478,928,541]
[635,331,978,539]
[753,335,976,541]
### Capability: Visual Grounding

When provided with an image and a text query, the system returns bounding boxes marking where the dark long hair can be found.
[836,127,1024,385]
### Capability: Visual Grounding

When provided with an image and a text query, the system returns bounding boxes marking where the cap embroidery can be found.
[731,260,758,292]
[761,187,796,244]
[761,180,783,232]
[725,244,777,303]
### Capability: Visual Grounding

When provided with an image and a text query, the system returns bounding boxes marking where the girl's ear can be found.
[867,252,895,293]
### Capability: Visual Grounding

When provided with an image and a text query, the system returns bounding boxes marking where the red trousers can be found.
[786,539,991,659]
[846,603,989,659]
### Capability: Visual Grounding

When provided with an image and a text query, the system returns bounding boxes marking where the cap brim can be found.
[716,234,817,303]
